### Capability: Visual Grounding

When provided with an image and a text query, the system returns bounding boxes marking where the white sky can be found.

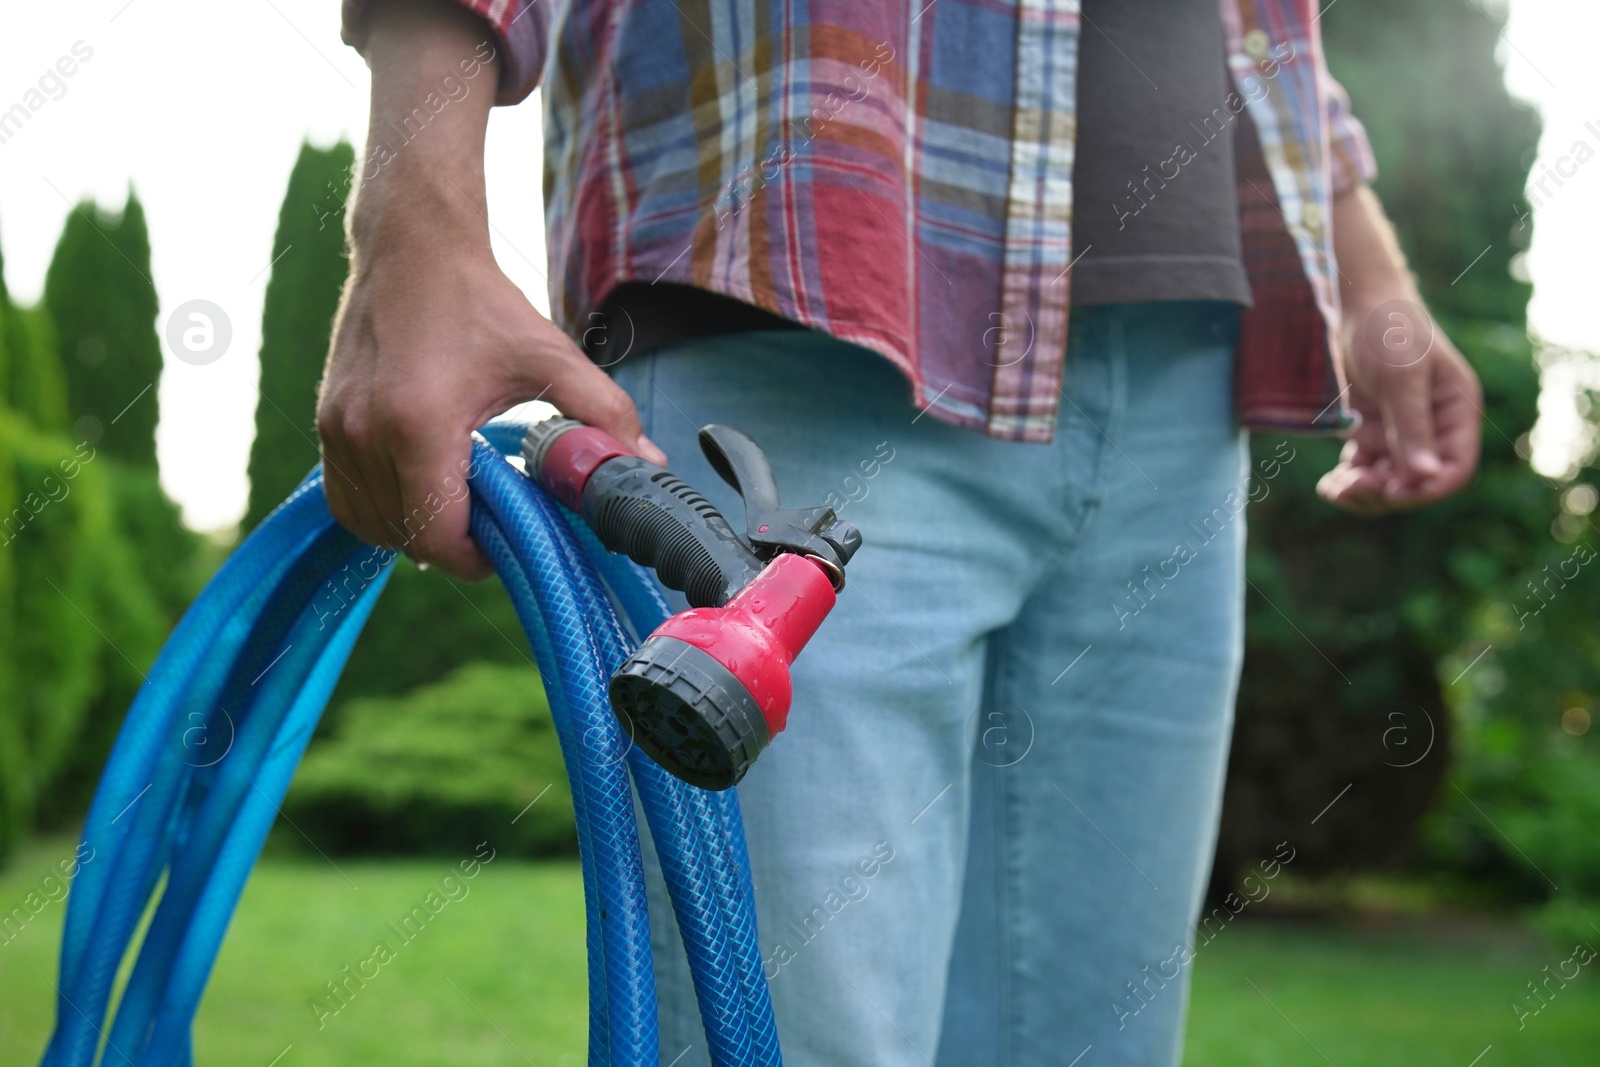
[0,0,1596,531]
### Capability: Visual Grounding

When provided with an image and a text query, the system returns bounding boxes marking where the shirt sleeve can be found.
[341,0,552,105]
[1323,68,1378,196]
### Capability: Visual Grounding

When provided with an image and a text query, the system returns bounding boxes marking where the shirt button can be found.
[1301,202,1324,230]
[1243,29,1271,58]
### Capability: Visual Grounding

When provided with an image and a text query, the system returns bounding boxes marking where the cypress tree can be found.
[43,193,163,463]
[245,140,356,530]
[2,232,68,434]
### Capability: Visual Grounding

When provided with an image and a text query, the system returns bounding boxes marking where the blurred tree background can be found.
[0,0,1595,955]
[239,143,552,854]
[0,143,556,867]
[1218,0,1600,946]
[246,143,533,707]
[0,200,193,858]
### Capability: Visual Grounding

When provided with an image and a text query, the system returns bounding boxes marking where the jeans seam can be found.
[1042,309,1124,572]
[981,628,1025,1067]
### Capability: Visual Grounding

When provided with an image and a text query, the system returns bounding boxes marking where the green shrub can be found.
[1500,748,1600,900]
[330,557,535,708]
[33,460,199,826]
[1534,894,1600,951]
[283,663,576,858]
[1431,737,1600,910]
[0,416,168,854]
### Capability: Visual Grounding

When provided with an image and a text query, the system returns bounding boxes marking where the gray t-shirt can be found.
[1069,0,1253,307]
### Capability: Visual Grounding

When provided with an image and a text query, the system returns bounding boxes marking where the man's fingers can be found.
[542,357,668,466]
[320,403,409,548]
[1316,437,1383,513]
[1376,360,1441,489]
[1393,364,1481,506]
[1318,449,1391,514]
[351,448,410,548]
[326,404,492,579]
[393,442,493,580]
[1430,373,1483,492]
[370,384,492,578]
[1377,352,1482,509]
[320,429,393,547]
[1317,464,1387,514]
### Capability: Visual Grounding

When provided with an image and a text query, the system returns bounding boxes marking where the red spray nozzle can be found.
[610,553,836,789]
[523,418,860,789]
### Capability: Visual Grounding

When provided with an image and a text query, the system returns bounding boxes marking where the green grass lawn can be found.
[1184,919,1597,1066]
[3,837,1596,1065]
[1,838,587,1066]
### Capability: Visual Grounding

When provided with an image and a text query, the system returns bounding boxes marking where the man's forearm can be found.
[1333,184,1419,311]
[353,0,500,255]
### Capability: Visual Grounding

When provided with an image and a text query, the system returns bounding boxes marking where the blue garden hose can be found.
[40,415,781,1067]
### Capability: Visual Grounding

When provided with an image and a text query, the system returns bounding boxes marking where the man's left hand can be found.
[1317,187,1484,514]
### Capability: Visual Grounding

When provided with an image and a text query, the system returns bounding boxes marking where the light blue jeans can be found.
[613,301,1249,1067]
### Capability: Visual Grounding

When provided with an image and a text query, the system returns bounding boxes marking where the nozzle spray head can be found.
[524,419,859,789]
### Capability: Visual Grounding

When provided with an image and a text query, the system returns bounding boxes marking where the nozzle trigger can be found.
[697,424,862,583]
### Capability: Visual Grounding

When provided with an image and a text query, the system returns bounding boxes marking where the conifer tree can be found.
[245,141,356,530]
[43,193,162,463]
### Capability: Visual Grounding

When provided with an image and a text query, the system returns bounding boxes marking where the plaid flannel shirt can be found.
[344,0,1378,440]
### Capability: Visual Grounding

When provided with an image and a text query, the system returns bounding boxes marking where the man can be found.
[322,0,1480,1062]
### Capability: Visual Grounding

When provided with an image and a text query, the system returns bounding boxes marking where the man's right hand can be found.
[318,0,664,580]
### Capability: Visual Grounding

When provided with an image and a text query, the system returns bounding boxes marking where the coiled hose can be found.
[40,416,781,1067]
